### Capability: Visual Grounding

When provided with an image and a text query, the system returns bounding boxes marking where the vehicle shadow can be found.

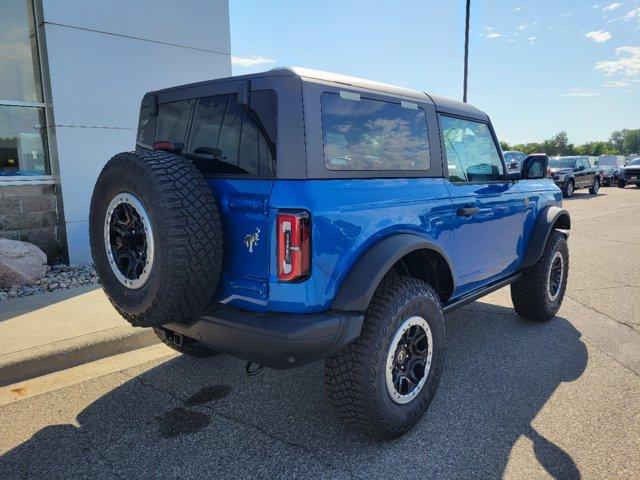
[564,191,606,201]
[1,301,587,479]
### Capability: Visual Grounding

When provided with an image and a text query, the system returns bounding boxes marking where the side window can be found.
[156,100,193,144]
[321,92,430,171]
[439,115,505,182]
[187,91,275,176]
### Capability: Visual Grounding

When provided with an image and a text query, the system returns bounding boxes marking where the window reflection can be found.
[0,0,42,102]
[0,106,47,176]
[321,93,430,171]
[440,116,504,183]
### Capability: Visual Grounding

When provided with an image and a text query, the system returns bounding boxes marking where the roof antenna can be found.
[463,0,471,103]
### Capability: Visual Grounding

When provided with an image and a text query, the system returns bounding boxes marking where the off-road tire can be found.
[618,179,626,188]
[89,150,223,328]
[589,177,599,195]
[563,181,575,198]
[153,327,219,357]
[511,230,569,322]
[324,276,446,439]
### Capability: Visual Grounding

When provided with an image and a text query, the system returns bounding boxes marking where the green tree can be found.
[499,141,511,151]
[574,141,618,156]
[609,129,640,155]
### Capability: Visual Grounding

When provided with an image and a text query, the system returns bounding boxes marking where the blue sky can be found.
[229,0,640,145]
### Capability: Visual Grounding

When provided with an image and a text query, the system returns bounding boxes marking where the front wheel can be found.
[618,179,626,188]
[563,181,575,198]
[324,276,445,439]
[589,177,600,195]
[511,230,569,322]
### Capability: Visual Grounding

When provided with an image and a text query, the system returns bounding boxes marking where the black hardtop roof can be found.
[149,67,488,120]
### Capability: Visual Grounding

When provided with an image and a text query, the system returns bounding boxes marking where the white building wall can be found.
[38,0,232,264]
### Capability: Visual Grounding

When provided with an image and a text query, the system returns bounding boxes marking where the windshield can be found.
[549,158,576,169]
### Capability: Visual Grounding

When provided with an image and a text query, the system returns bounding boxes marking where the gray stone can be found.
[0,239,47,287]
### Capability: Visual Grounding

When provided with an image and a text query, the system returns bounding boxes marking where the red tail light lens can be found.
[277,211,310,282]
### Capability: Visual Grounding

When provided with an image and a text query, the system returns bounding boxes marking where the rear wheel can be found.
[324,276,445,439]
[89,151,223,327]
[589,177,600,195]
[618,179,626,188]
[511,230,569,322]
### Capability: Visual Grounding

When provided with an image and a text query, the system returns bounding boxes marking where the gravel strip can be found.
[0,264,100,302]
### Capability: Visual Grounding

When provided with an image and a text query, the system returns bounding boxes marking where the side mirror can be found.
[576,165,585,171]
[508,171,522,181]
[522,154,548,180]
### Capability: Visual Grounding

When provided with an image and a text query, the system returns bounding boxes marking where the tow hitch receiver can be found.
[168,331,183,348]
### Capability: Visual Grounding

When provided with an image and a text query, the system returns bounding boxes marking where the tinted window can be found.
[440,116,505,182]
[156,100,193,144]
[136,105,157,148]
[321,92,430,171]
[187,91,275,176]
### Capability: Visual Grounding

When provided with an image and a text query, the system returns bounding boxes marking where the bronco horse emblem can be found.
[244,227,260,253]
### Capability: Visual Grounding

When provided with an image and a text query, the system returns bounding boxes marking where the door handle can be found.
[456,206,480,216]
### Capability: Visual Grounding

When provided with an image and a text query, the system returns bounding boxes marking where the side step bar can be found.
[443,273,521,315]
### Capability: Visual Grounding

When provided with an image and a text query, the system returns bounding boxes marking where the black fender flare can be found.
[520,206,571,269]
[331,234,455,312]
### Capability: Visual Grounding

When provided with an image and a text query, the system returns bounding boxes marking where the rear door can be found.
[152,83,277,312]
[440,115,527,295]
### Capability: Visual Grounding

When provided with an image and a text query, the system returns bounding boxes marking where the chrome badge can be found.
[244,228,260,253]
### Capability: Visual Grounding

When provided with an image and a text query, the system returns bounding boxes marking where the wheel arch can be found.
[331,234,455,312]
[520,206,571,269]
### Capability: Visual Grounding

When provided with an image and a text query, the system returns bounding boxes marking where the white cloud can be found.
[595,46,640,76]
[561,12,573,17]
[592,4,601,8]
[603,80,630,86]
[603,2,623,12]
[585,30,612,42]
[626,7,640,19]
[486,32,501,39]
[527,36,537,44]
[231,56,276,67]
[517,24,528,31]
[513,7,522,12]
[562,88,600,97]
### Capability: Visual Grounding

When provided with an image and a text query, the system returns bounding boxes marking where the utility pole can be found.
[463,0,471,103]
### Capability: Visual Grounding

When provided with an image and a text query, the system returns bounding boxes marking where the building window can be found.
[0,0,49,177]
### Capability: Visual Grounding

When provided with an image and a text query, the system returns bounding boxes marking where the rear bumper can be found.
[163,306,364,369]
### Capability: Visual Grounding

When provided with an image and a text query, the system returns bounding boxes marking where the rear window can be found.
[149,91,276,176]
[156,100,194,145]
[187,92,275,176]
[321,92,430,171]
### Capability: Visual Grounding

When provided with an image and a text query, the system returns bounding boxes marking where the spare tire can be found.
[89,150,223,327]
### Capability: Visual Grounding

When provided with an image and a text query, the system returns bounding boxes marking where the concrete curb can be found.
[0,326,160,387]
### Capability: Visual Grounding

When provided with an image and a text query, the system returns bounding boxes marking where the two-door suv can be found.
[90,68,570,438]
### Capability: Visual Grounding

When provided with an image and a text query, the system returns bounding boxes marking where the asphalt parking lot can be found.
[1,186,639,479]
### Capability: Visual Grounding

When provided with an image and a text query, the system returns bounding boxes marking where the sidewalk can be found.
[0,286,158,386]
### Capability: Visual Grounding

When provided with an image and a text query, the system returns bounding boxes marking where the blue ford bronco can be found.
[89,68,570,438]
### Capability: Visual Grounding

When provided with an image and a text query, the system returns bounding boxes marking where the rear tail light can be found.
[277,211,310,282]
[152,140,184,152]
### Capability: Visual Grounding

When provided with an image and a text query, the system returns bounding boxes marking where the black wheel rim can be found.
[547,251,564,301]
[104,193,154,289]
[386,316,433,404]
